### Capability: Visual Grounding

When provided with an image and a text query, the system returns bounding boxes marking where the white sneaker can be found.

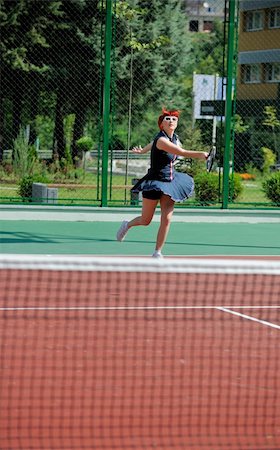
[116,220,129,242]
[152,250,163,259]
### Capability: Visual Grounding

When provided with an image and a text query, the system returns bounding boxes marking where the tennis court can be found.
[1,205,280,256]
[0,207,280,449]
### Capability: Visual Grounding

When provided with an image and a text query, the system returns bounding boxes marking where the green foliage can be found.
[115,0,195,117]
[35,115,55,151]
[0,0,62,72]
[12,128,37,177]
[118,108,160,148]
[229,174,243,200]
[262,106,280,128]
[176,159,205,178]
[234,114,249,134]
[189,21,224,75]
[45,156,84,182]
[0,163,16,182]
[180,126,208,152]
[244,163,261,179]
[129,35,171,51]
[18,176,35,201]
[64,114,76,158]
[262,172,280,205]
[1,0,225,172]
[262,106,280,157]
[193,172,243,205]
[193,172,219,205]
[249,128,277,168]
[18,174,50,201]
[53,165,85,183]
[0,0,228,206]
[76,136,94,153]
[175,127,209,177]
[261,147,276,175]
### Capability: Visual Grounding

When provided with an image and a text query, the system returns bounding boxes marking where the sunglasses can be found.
[163,116,178,122]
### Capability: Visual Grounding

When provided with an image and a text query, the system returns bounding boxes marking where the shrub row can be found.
[15,168,280,206]
[193,171,280,206]
[193,172,243,205]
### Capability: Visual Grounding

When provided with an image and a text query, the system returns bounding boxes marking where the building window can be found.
[189,20,199,32]
[269,8,280,28]
[265,63,280,82]
[206,6,216,13]
[245,11,264,31]
[203,21,213,32]
[243,64,261,83]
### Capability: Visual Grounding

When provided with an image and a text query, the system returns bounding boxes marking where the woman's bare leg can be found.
[155,195,175,252]
[128,198,158,228]
[116,198,158,242]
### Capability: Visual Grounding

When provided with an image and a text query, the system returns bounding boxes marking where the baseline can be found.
[1,305,279,312]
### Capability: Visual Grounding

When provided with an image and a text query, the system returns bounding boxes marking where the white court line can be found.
[0,305,279,311]
[216,307,280,330]
[1,206,280,222]
[1,306,280,330]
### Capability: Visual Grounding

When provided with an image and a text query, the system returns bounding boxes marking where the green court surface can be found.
[1,206,280,256]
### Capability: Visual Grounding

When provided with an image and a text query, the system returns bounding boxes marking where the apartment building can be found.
[237,0,280,115]
[185,0,225,32]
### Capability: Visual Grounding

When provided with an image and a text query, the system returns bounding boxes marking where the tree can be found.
[262,106,280,161]
[0,0,62,157]
[188,20,224,76]
[112,0,195,147]
[41,0,102,164]
[0,0,225,170]
[0,0,102,165]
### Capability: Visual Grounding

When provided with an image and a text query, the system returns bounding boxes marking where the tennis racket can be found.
[206,146,216,172]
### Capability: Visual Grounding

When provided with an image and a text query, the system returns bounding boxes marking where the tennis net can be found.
[0,254,279,450]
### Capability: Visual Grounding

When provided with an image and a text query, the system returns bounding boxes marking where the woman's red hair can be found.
[158,108,180,129]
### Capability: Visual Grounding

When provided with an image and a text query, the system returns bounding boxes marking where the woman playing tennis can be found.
[116,109,208,258]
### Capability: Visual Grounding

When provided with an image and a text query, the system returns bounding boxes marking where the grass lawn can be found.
[0,175,274,207]
[236,179,268,205]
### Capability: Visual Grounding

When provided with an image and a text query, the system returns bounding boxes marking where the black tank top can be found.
[148,131,179,181]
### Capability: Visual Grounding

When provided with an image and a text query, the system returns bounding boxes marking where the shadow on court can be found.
[0,230,105,244]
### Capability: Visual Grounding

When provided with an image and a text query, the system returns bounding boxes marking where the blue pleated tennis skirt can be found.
[131,171,194,203]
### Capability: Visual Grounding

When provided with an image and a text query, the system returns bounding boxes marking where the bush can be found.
[13,128,37,177]
[18,174,50,201]
[194,172,243,205]
[0,162,16,182]
[75,136,94,169]
[229,173,243,200]
[262,172,280,205]
[261,147,276,175]
[177,159,206,177]
[76,136,94,153]
[194,172,219,205]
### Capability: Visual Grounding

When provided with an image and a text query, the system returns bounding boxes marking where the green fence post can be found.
[101,0,112,207]
[222,0,237,209]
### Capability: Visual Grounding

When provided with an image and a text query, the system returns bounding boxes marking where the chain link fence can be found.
[1,0,104,205]
[235,0,280,206]
[0,0,279,208]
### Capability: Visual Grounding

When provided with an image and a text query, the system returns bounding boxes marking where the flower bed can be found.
[238,173,256,181]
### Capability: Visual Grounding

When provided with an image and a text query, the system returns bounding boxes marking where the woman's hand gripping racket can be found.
[206,146,216,172]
